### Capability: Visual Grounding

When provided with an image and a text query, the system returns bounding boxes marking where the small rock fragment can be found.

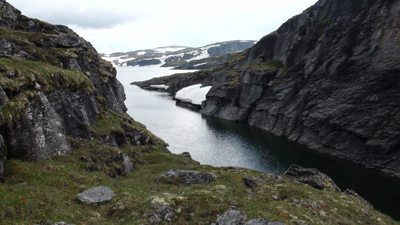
[148,205,176,224]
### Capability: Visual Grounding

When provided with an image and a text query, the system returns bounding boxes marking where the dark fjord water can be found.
[117,66,400,220]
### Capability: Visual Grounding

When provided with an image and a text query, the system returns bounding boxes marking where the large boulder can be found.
[284,164,341,192]
[76,186,116,205]
[159,169,216,186]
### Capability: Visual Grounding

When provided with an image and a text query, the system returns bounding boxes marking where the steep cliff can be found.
[135,0,400,178]
[0,0,161,177]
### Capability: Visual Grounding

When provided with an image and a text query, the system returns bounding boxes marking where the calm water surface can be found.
[117,66,400,220]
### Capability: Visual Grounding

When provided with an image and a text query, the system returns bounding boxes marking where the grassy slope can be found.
[1,127,398,224]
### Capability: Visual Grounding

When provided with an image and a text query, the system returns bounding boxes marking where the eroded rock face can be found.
[284,164,341,192]
[0,0,127,162]
[76,186,116,205]
[159,169,216,186]
[0,0,20,29]
[204,0,400,178]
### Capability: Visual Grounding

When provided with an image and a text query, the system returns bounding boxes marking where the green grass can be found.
[1,141,398,224]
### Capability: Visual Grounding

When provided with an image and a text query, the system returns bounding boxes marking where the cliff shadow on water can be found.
[202,116,400,221]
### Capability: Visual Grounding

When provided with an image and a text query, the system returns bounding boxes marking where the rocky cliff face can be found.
[0,0,154,177]
[135,0,400,178]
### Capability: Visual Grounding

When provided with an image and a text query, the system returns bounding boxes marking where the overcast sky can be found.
[7,0,318,54]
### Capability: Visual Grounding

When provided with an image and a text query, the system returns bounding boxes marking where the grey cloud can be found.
[42,10,139,29]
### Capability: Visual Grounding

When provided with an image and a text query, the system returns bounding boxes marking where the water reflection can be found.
[202,115,400,220]
[117,66,400,221]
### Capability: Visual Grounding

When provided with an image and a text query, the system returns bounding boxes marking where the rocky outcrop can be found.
[284,164,341,192]
[159,169,216,186]
[207,41,256,57]
[0,0,136,169]
[136,0,400,178]
[76,186,116,205]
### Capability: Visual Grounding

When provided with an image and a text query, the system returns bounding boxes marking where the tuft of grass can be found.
[0,58,94,95]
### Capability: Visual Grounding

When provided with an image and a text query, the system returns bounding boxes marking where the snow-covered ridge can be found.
[101,40,256,69]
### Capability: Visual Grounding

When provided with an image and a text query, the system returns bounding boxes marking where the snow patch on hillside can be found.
[150,84,169,90]
[175,84,212,105]
[155,47,187,53]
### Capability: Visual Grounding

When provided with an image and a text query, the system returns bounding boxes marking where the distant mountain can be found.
[102,40,256,69]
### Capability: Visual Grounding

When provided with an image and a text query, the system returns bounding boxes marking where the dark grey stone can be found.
[180,152,192,159]
[212,206,247,225]
[76,186,116,205]
[159,169,216,186]
[0,0,21,29]
[242,176,262,188]
[284,165,341,192]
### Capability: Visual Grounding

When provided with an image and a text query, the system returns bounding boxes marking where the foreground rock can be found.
[76,186,116,205]
[284,164,341,192]
[159,169,216,186]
